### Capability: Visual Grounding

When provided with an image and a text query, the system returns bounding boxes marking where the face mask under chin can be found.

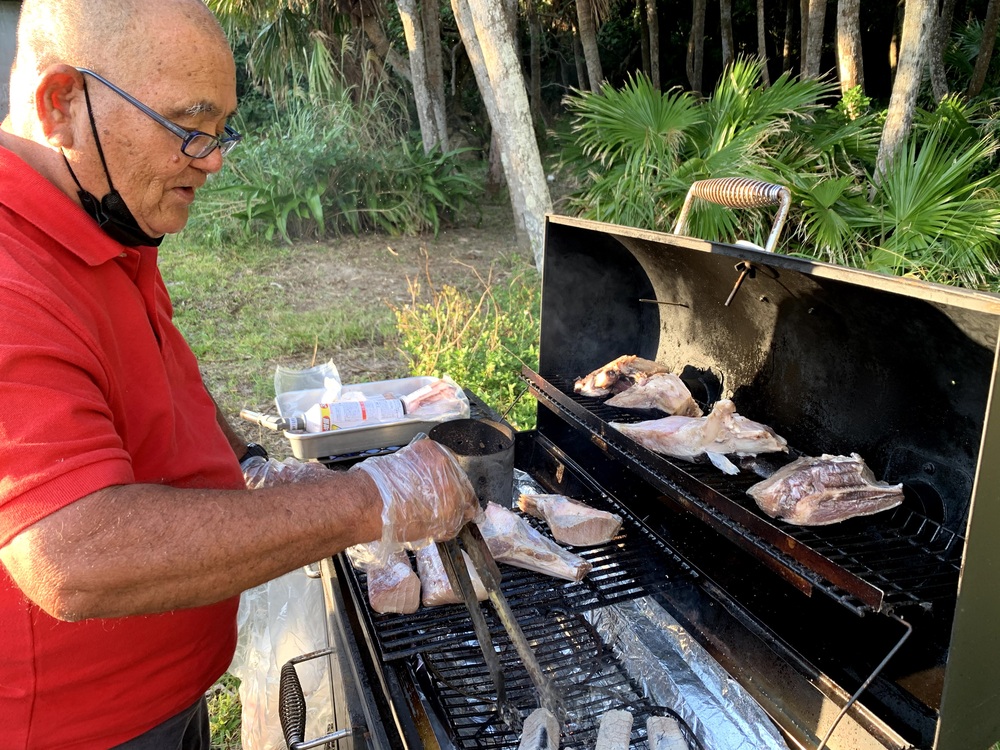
[74,184,164,248]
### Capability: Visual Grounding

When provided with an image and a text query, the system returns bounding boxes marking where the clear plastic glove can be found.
[348,434,480,567]
[242,456,332,489]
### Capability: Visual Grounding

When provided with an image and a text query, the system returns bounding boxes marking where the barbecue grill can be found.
[287,213,1000,750]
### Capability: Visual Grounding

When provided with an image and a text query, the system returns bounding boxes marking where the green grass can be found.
[206,673,242,749]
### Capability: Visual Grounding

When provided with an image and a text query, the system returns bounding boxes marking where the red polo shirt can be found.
[0,147,246,747]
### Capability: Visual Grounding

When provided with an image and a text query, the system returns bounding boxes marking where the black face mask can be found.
[62,79,163,248]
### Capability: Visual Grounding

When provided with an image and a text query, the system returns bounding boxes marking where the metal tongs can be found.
[436,523,564,727]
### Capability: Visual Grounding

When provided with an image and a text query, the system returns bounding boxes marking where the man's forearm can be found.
[0,472,382,621]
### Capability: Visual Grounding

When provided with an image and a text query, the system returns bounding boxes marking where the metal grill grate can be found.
[526,369,963,616]
[345,491,698,662]
[415,609,700,750]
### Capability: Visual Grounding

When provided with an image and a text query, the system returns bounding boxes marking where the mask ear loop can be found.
[61,75,118,196]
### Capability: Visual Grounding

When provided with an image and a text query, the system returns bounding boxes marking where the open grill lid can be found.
[535,214,1000,750]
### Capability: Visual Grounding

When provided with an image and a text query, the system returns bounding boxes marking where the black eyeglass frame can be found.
[75,67,242,159]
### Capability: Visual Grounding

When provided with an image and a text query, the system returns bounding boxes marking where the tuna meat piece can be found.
[414,544,488,607]
[595,709,634,750]
[646,716,690,750]
[747,453,905,526]
[605,372,703,417]
[517,494,623,547]
[611,399,788,475]
[518,707,560,750]
[574,355,670,397]
[359,549,421,615]
[477,502,592,582]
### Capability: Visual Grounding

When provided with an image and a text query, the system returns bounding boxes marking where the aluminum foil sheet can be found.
[586,596,789,750]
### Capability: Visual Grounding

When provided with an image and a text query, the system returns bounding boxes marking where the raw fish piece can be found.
[574,355,670,397]
[517,494,623,547]
[646,716,689,750]
[747,453,904,525]
[611,399,788,475]
[364,551,421,614]
[414,544,488,606]
[606,372,703,417]
[518,707,560,750]
[477,502,592,582]
[595,709,634,750]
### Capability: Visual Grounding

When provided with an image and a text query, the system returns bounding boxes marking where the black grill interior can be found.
[529,371,963,617]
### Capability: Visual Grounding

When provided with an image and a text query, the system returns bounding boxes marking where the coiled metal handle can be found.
[279,647,354,750]
[672,177,791,253]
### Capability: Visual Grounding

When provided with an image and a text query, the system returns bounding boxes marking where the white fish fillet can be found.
[477,502,592,582]
[364,550,421,614]
[606,373,703,417]
[414,544,488,607]
[747,453,904,525]
[595,709,634,749]
[518,707,560,750]
[574,355,669,397]
[611,399,788,475]
[517,494,623,547]
[646,716,689,750]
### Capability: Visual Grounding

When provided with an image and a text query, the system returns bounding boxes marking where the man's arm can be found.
[0,440,478,622]
[0,472,382,621]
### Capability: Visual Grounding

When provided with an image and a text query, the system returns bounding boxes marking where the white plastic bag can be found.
[229,568,334,750]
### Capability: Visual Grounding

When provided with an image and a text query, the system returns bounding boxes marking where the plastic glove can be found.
[348,434,480,567]
[242,456,332,489]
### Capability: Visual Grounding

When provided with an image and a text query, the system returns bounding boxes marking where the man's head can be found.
[5,0,237,240]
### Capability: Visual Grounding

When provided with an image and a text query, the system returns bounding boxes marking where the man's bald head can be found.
[8,0,229,131]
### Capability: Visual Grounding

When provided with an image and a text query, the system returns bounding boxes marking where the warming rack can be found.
[522,366,963,618]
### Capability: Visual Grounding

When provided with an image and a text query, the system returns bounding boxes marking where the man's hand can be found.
[350,436,481,551]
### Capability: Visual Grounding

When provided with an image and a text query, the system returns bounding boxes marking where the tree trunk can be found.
[968,0,1000,97]
[836,0,864,94]
[398,0,441,153]
[928,0,957,102]
[639,0,651,78]
[687,0,707,95]
[888,1,903,80]
[647,0,661,89]
[757,0,771,85]
[452,0,553,269]
[576,0,604,92]
[875,0,935,182]
[361,14,411,84]
[720,0,735,70]
[803,0,828,78]
[573,27,588,89]
[421,0,448,150]
[529,1,544,128]
[783,0,796,72]
[800,0,809,74]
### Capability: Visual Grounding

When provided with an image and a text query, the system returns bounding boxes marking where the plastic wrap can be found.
[586,597,789,750]
[241,455,332,489]
[229,568,333,750]
[273,360,342,417]
[347,434,482,568]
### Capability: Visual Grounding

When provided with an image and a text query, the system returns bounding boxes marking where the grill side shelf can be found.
[522,367,961,615]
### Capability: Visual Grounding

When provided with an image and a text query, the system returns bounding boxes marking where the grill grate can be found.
[527,369,963,616]
[415,609,700,750]
[344,491,697,662]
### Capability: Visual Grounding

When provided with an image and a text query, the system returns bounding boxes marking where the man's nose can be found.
[192,147,225,173]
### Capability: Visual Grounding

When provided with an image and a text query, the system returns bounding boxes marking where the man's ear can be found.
[35,64,85,149]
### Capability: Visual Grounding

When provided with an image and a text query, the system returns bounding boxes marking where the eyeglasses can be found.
[75,67,242,159]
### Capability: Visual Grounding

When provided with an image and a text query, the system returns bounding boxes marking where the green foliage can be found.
[194,92,481,244]
[562,57,1000,291]
[207,673,242,749]
[393,259,541,430]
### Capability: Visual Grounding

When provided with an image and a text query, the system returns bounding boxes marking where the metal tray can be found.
[281,376,466,460]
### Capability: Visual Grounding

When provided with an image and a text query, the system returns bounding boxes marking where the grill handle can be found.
[672,177,791,253]
[279,647,355,750]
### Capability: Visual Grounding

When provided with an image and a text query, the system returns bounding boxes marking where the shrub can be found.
[393,258,541,430]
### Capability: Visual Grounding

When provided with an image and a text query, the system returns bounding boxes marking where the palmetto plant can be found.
[562,58,1000,291]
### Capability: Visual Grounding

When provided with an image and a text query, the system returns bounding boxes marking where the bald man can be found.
[0,2,479,747]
